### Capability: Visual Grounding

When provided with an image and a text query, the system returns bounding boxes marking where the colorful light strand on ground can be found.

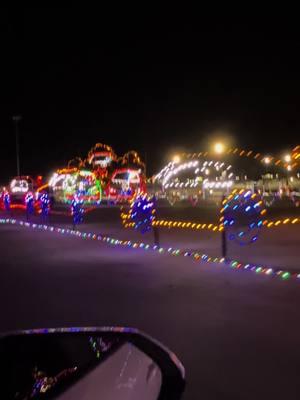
[0,217,299,282]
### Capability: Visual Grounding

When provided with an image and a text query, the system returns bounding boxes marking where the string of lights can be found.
[0,217,299,282]
[121,211,300,232]
[181,145,300,170]
[155,145,300,186]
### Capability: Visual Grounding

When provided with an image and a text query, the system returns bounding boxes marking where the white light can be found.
[203,180,233,189]
[214,142,225,154]
[284,154,291,163]
[10,179,29,193]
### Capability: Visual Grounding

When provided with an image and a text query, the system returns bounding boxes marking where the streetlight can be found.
[284,154,291,163]
[214,142,225,154]
[12,115,22,177]
[173,154,181,164]
[262,156,271,194]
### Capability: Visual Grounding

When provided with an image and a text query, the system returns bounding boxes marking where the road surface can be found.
[1,209,300,399]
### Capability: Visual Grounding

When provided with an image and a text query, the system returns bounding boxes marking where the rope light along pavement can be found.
[1,218,299,282]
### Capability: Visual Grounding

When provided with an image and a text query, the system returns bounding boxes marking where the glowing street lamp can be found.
[173,155,181,164]
[284,154,291,163]
[263,157,271,165]
[214,142,225,154]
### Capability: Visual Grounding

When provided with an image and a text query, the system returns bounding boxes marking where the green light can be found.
[256,267,262,273]
[282,272,290,280]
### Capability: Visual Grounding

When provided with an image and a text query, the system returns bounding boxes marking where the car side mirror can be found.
[0,327,185,400]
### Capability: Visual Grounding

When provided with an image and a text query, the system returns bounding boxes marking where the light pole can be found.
[214,142,225,155]
[263,156,271,193]
[12,115,22,177]
[283,154,292,187]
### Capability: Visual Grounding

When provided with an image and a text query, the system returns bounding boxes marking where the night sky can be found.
[1,9,299,183]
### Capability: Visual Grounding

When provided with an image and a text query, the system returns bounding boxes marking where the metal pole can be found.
[12,115,22,177]
[153,226,160,247]
[221,228,227,259]
[221,194,227,260]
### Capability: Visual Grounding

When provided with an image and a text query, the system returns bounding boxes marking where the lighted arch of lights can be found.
[180,145,300,172]
[155,159,235,190]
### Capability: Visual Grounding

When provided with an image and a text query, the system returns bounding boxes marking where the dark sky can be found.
[1,9,299,182]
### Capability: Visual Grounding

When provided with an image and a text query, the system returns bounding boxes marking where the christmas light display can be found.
[3,191,10,212]
[25,192,35,216]
[107,168,146,202]
[67,157,84,169]
[220,189,266,246]
[179,145,300,173]
[1,217,299,282]
[49,169,102,204]
[47,143,146,205]
[128,193,156,233]
[39,192,51,220]
[71,193,84,226]
[121,189,300,233]
[155,159,233,187]
[10,178,29,194]
[86,143,116,168]
[155,145,300,194]
[117,150,145,170]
